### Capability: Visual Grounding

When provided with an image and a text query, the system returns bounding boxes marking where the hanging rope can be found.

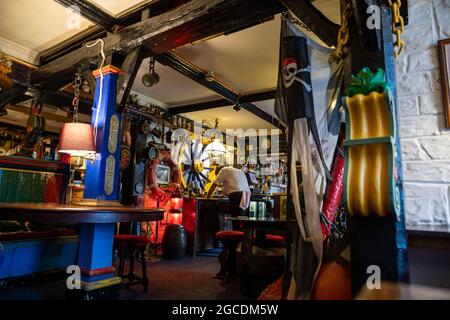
[85,39,106,146]
[388,0,405,58]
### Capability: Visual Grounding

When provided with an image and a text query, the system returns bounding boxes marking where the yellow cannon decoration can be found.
[343,68,400,217]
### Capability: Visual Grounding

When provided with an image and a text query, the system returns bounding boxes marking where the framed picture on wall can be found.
[438,38,450,128]
[155,164,171,185]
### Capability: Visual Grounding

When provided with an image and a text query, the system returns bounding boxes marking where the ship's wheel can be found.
[176,138,213,191]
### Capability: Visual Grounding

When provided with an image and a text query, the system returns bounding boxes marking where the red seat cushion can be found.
[114,235,151,248]
[264,234,285,247]
[0,228,77,241]
[215,230,244,241]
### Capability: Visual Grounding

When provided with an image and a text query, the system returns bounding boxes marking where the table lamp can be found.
[58,122,95,159]
[58,123,95,204]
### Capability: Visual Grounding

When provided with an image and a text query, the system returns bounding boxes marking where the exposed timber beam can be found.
[169,89,276,114]
[157,52,284,131]
[280,0,340,47]
[0,86,27,110]
[41,1,192,65]
[31,0,284,90]
[116,46,146,113]
[54,0,117,32]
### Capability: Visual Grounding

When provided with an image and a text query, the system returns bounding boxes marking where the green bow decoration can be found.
[346,67,387,97]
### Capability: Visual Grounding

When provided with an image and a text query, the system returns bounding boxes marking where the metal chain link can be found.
[330,0,353,62]
[72,73,82,122]
[388,0,405,58]
[149,57,155,74]
[282,11,311,32]
[0,52,12,75]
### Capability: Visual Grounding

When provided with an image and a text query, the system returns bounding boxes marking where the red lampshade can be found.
[58,123,95,156]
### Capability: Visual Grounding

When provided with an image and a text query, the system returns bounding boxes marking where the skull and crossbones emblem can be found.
[283,57,312,91]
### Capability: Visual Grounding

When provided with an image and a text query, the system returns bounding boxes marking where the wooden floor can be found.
[0,256,250,300]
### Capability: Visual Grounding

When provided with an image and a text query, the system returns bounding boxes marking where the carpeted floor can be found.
[0,256,251,300]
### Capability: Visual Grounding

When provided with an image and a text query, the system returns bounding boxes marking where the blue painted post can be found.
[74,65,123,299]
[84,65,122,202]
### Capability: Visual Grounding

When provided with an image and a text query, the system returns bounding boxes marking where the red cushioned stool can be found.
[263,234,285,248]
[114,235,150,292]
[215,230,244,280]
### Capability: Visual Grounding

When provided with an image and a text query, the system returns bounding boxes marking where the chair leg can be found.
[118,249,125,277]
[215,243,229,279]
[140,249,149,292]
[128,250,135,281]
[226,242,239,279]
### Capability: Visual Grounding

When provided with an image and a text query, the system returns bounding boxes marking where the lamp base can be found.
[74,198,123,207]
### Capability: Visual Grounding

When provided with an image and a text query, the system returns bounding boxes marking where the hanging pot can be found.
[142,73,155,87]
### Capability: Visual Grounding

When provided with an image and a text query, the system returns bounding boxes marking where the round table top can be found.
[0,203,165,224]
[227,216,292,228]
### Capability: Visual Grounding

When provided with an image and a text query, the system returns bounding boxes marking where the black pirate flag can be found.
[275,22,331,181]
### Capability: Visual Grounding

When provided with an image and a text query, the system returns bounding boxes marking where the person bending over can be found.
[206,165,251,225]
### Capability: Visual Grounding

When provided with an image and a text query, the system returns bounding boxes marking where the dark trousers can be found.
[228,191,249,230]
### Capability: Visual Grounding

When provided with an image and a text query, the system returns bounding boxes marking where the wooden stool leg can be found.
[128,249,135,281]
[215,243,229,279]
[140,248,149,292]
[118,248,125,277]
[227,241,238,279]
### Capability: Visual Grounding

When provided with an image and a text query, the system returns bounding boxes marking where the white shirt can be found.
[214,167,250,196]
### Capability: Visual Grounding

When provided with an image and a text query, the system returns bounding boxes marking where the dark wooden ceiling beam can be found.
[157,52,284,131]
[116,46,146,113]
[169,89,276,114]
[54,0,117,32]
[31,0,284,90]
[41,1,191,65]
[280,0,340,47]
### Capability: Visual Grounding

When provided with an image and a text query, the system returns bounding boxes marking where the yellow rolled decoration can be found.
[343,68,399,217]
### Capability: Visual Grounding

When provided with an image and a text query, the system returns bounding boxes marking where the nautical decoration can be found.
[177,138,212,191]
[146,149,181,201]
[274,18,343,300]
[343,67,400,217]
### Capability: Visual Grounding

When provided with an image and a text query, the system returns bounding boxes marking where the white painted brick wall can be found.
[396,0,450,227]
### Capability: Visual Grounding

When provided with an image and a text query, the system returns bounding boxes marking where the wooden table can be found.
[0,203,164,223]
[227,217,291,256]
[227,216,291,298]
[0,203,164,299]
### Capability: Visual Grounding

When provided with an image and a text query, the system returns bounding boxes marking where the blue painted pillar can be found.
[76,65,123,298]
[84,65,122,202]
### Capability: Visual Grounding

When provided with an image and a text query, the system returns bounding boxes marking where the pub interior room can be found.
[0,0,449,302]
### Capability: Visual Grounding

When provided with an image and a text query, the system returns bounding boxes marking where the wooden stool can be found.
[114,235,150,292]
[215,230,244,280]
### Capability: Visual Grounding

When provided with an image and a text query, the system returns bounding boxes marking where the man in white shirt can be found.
[206,165,251,222]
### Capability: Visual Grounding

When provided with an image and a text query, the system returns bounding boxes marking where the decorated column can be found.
[72,65,123,299]
[84,65,123,202]
[345,0,409,295]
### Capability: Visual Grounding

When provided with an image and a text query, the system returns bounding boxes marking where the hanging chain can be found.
[388,0,405,58]
[331,1,353,62]
[149,57,155,74]
[0,52,12,75]
[282,11,311,32]
[72,73,82,123]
